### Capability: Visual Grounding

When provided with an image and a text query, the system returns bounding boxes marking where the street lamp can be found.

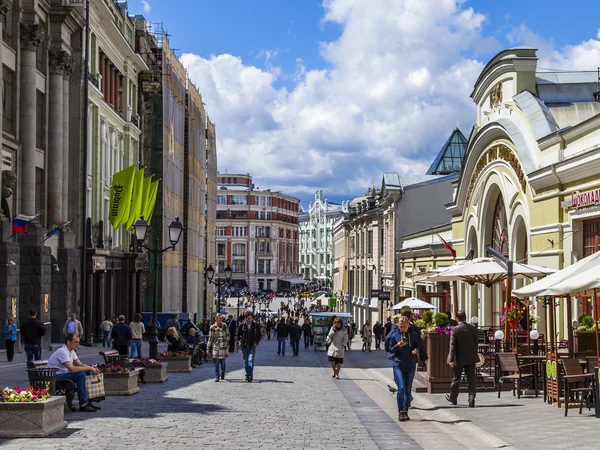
[134,215,184,359]
[205,264,232,316]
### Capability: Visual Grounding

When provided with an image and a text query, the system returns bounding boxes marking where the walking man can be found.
[276,317,289,356]
[227,315,237,353]
[238,312,262,382]
[302,318,312,349]
[21,309,46,367]
[446,310,479,408]
[374,321,384,350]
[289,318,302,356]
[100,317,113,348]
[111,315,132,356]
[63,313,83,339]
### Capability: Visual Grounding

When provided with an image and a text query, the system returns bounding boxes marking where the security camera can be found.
[7,260,16,266]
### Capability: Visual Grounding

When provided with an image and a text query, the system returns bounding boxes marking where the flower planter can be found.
[508,320,520,329]
[574,331,596,353]
[103,371,141,395]
[144,363,168,383]
[160,356,192,373]
[0,396,67,438]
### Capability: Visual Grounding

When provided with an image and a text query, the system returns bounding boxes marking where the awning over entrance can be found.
[280,278,310,285]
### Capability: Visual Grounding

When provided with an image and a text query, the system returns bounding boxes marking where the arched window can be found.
[491,197,509,256]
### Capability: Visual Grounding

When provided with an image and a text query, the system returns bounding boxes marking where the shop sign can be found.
[561,189,600,209]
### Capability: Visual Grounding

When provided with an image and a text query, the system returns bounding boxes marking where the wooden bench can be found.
[100,350,146,384]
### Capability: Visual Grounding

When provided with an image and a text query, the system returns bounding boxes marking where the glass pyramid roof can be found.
[426,128,468,175]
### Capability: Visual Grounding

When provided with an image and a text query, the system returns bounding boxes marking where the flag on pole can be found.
[143,179,159,224]
[124,169,145,231]
[437,233,456,258]
[109,165,136,229]
[42,220,72,243]
[12,212,42,235]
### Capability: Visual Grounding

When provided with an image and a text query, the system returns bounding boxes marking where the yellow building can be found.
[446,47,600,338]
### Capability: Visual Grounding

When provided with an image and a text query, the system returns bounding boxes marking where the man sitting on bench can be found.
[47,333,102,412]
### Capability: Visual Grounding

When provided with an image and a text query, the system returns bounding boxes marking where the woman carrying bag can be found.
[207,313,230,382]
[326,317,348,379]
[362,319,373,352]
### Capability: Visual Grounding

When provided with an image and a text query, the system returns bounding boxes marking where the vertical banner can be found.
[125,169,145,230]
[108,165,136,229]
[11,297,17,319]
[44,294,49,313]
[143,180,160,225]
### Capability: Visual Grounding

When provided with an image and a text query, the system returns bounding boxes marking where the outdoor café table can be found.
[517,355,547,400]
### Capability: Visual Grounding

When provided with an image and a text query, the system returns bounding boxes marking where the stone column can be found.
[19,23,44,216]
[0,0,12,221]
[106,63,111,105]
[62,55,73,219]
[47,50,65,225]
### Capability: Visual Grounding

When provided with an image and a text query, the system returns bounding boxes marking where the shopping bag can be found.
[85,373,105,402]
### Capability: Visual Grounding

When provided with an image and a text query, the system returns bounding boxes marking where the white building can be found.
[299,190,344,284]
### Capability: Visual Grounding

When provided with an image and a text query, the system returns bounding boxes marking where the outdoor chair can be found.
[560,358,594,416]
[558,340,569,350]
[496,352,536,399]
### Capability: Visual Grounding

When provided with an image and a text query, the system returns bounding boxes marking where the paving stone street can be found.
[1,336,598,450]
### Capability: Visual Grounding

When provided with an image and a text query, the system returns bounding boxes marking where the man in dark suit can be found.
[446,310,479,407]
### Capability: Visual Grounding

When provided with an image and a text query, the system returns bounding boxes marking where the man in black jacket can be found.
[276,318,289,356]
[289,319,302,356]
[227,315,237,353]
[446,310,479,407]
[111,315,132,356]
[21,309,47,367]
[238,312,262,382]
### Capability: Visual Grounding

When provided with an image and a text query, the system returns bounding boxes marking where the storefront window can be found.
[583,219,600,257]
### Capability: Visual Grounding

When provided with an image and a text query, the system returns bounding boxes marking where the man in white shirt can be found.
[47,333,101,412]
[100,317,113,348]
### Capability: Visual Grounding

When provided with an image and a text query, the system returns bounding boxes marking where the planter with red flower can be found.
[157,352,192,373]
[0,386,67,437]
[96,364,140,395]
[128,357,168,383]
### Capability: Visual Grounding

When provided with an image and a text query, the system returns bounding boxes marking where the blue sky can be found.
[129,0,600,207]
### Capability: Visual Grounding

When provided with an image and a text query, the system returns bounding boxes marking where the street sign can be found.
[378,291,391,301]
[370,290,380,298]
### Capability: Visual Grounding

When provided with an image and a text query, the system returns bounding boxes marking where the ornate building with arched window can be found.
[447,47,600,339]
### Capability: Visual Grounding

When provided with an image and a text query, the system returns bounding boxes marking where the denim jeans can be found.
[56,371,89,405]
[102,331,111,348]
[130,339,143,358]
[241,345,256,377]
[393,365,416,412]
[290,339,299,355]
[25,344,42,367]
[277,337,286,355]
[304,335,310,348]
[213,358,226,377]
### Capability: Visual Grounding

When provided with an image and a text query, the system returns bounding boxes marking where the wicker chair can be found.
[496,352,536,399]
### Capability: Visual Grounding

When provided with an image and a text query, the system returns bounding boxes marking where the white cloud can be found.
[141,0,151,14]
[181,0,497,201]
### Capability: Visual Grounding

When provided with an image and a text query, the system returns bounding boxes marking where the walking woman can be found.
[3,317,17,362]
[387,316,421,422]
[326,317,348,379]
[208,313,230,382]
[129,313,145,358]
[362,319,373,352]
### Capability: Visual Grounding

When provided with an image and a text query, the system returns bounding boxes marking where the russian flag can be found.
[12,212,41,235]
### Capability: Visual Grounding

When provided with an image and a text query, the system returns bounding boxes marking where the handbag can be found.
[85,373,105,402]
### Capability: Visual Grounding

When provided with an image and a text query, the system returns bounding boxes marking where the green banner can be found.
[143,180,159,225]
[108,165,136,229]
[124,169,145,231]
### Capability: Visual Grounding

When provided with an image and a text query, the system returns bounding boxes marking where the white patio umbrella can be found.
[513,251,600,297]
[427,257,556,286]
[391,297,438,310]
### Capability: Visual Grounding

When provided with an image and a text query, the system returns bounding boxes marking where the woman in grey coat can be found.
[326,317,348,379]
[208,313,230,382]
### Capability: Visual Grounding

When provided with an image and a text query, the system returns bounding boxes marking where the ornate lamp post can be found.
[205,264,232,316]
[134,216,184,359]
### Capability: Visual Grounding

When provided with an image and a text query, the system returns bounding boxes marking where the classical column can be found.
[106,63,111,105]
[0,0,12,221]
[19,23,44,216]
[62,55,73,219]
[47,49,65,225]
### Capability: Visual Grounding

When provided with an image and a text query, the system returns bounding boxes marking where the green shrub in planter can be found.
[578,314,594,331]
[422,310,434,325]
[434,312,449,327]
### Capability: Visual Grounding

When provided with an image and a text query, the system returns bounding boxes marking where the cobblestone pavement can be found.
[2,335,598,449]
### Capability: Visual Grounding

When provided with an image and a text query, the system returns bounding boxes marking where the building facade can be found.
[137,20,217,319]
[298,190,343,284]
[215,174,300,295]
[446,47,600,339]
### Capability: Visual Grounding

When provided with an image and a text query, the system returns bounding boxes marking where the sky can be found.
[129,0,600,208]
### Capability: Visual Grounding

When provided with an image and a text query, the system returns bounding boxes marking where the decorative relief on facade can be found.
[63,54,74,78]
[20,23,45,51]
[49,49,67,74]
[465,144,527,205]
[0,0,14,18]
[489,81,503,108]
